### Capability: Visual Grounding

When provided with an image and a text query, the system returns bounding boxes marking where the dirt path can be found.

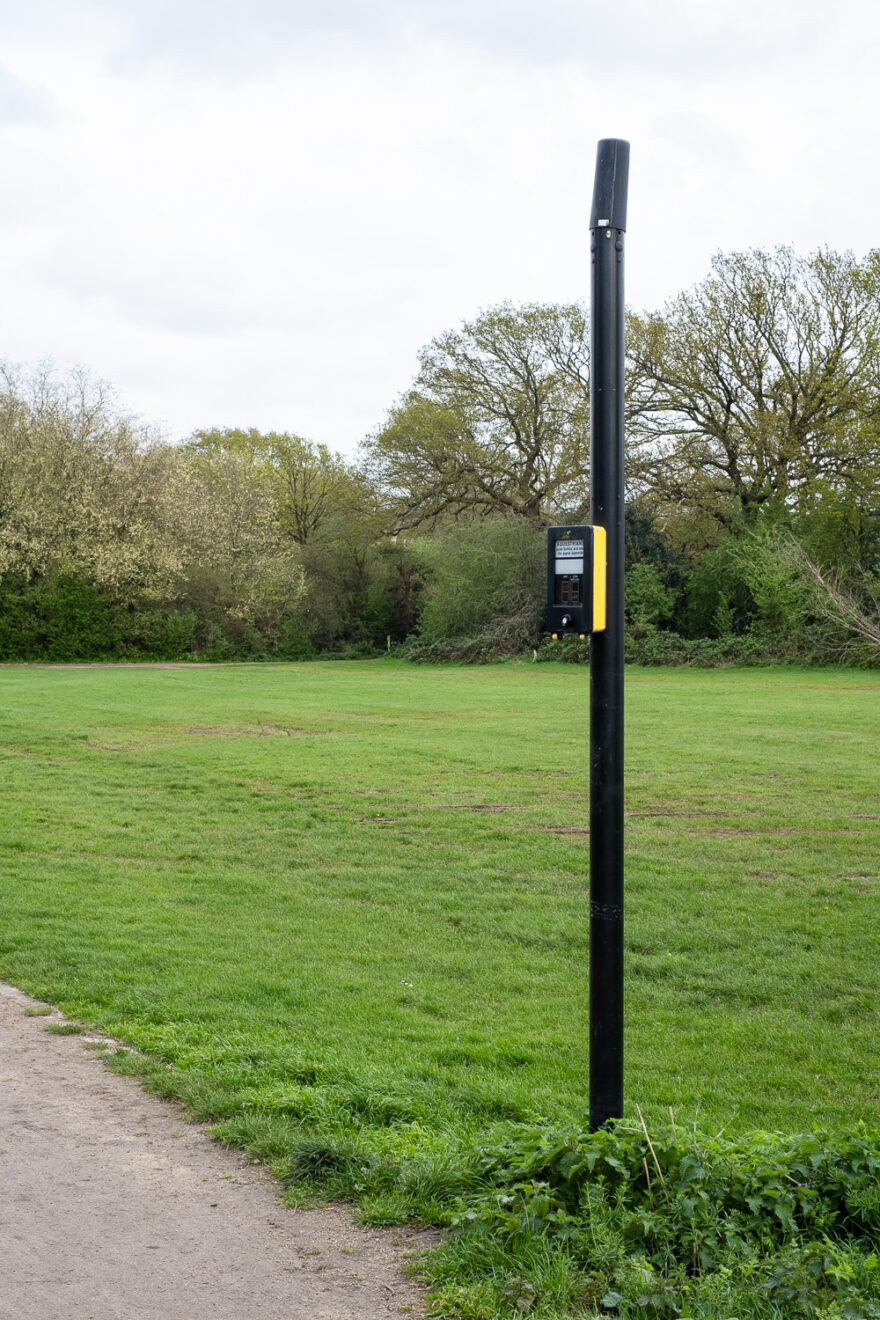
[0,983,433,1320]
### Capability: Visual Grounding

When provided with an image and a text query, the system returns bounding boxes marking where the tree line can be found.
[2,246,879,665]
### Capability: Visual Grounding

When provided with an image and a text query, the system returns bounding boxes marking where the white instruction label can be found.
[555,539,584,559]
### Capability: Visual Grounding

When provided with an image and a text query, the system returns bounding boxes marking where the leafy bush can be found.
[0,571,319,663]
[733,530,816,645]
[263,1112,880,1319]
[0,574,120,660]
[426,1121,880,1318]
[533,632,768,667]
[400,632,527,663]
[625,564,678,637]
[625,630,767,667]
[416,517,545,648]
[681,540,756,639]
[534,634,590,664]
[120,607,199,658]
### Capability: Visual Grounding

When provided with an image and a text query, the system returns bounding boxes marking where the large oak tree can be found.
[627,247,880,528]
[364,302,591,529]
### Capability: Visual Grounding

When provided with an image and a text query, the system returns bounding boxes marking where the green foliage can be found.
[4,266,880,669]
[0,574,118,660]
[794,502,880,576]
[628,247,880,530]
[5,248,880,668]
[624,630,768,667]
[0,361,184,599]
[533,631,772,668]
[0,572,316,662]
[364,302,590,529]
[712,591,736,638]
[125,608,199,658]
[625,564,678,637]
[415,516,545,651]
[533,634,590,663]
[420,1122,880,1319]
[733,531,816,644]
[624,506,688,586]
[458,1122,880,1250]
[682,541,755,639]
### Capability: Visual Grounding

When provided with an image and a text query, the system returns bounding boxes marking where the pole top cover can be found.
[590,138,630,232]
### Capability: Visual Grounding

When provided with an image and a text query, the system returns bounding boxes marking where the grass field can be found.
[2,660,878,1315]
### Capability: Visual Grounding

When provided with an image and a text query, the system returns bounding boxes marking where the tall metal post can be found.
[589,138,629,1130]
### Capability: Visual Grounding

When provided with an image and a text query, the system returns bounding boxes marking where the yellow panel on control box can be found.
[591,525,606,633]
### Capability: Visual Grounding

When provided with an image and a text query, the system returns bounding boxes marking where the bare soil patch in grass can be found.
[187,724,332,738]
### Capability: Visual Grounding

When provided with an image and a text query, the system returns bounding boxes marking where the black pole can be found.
[589,138,629,1131]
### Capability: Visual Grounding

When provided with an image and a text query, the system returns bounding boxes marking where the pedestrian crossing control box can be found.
[547,524,606,637]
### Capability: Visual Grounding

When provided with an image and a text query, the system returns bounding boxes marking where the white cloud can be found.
[89,0,824,77]
[0,63,57,124]
[0,0,878,453]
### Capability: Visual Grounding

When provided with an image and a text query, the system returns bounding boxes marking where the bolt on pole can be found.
[588,138,629,1131]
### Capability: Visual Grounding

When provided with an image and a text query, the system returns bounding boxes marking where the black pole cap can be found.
[589,138,630,232]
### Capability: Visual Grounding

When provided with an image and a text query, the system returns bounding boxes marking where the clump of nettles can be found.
[284,1120,880,1319]
[425,1121,880,1318]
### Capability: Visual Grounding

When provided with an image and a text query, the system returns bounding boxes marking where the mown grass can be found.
[1,660,878,1316]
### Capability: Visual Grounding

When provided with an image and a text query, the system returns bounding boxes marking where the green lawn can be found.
[1,660,877,1143]
[4,659,880,1317]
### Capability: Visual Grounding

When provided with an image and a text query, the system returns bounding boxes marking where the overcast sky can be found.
[1,0,878,454]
